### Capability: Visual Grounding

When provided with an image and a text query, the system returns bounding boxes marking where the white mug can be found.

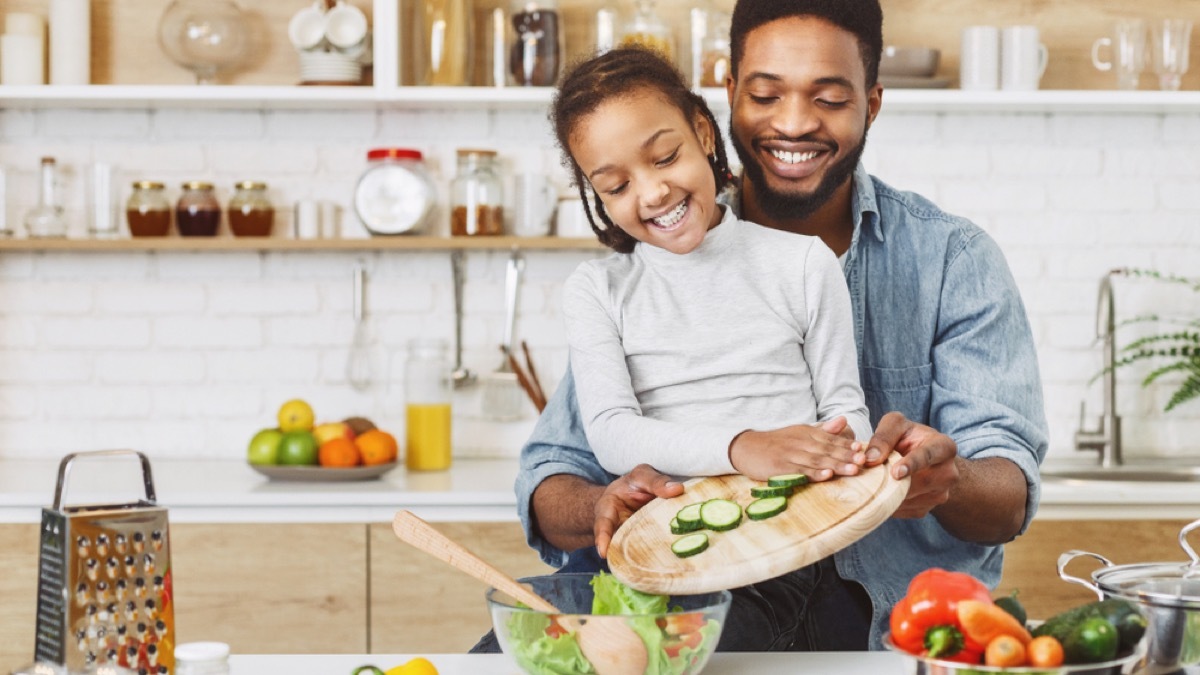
[288,1,328,51]
[1001,25,1048,91]
[325,0,369,50]
[960,26,1000,90]
[554,198,595,239]
[512,173,556,237]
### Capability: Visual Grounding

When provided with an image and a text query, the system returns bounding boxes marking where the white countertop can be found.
[227,651,905,675]
[0,456,1197,524]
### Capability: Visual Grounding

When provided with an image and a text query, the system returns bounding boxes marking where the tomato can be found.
[664,630,703,658]
[663,613,706,636]
[545,616,568,638]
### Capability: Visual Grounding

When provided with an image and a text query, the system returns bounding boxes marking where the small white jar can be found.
[175,641,231,675]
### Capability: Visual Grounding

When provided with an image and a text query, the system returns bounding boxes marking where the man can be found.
[510,0,1047,652]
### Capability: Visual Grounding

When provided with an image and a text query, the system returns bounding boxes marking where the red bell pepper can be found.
[889,568,993,663]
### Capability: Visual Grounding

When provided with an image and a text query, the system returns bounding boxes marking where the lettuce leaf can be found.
[590,572,668,615]
[506,610,595,675]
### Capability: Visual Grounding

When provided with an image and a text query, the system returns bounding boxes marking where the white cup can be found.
[1001,25,1048,91]
[325,1,369,50]
[513,173,556,237]
[1,34,45,85]
[293,199,320,239]
[554,198,594,239]
[960,26,1000,90]
[288,2,328,51]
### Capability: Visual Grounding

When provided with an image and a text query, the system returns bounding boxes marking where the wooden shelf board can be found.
[0,236,603,252]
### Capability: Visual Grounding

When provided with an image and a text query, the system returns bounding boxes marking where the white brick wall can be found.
[0,106,1198,466]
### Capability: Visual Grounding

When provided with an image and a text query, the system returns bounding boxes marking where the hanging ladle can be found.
[392,510,648,675]
[449,250,475,389]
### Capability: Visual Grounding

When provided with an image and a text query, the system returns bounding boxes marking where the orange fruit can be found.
[319,438,361,468]
[356,429,398,466]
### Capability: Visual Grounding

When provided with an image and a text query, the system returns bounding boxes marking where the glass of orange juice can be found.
[405,338,453,470]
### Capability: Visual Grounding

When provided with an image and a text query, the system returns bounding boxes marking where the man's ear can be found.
[866,81,883,127]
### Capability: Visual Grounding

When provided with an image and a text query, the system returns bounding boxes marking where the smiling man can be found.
[499,0,1049,653]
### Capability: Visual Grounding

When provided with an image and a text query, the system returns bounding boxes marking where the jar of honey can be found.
[177,181,221,237]
[228,181,274,237]
[126,181,172,237]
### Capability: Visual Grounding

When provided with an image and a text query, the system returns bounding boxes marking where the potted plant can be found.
[1107,268,1200,412]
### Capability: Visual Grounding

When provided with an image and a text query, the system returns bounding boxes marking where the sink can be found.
[1041,465,1200,483]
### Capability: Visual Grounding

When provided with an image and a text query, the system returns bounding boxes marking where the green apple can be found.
[247,428,284,465]
[277,430,319,466]
[313,421,355,446]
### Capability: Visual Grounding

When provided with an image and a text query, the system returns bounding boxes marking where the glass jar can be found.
[699,11,731,87]
[620,0,675,62]
[450,149,504,236]
[24,157,67,238]
[419,0,472,85]
[509,0,561,86]
[405,338,452,471]
[176,181,221,237]
[126,180,172,237]
[228,180,274,237]
[354,148,437,236]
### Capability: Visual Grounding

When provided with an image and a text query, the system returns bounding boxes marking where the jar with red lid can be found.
[177,181,221,237]
[353,148,437,236]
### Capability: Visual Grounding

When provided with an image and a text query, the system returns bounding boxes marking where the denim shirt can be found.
[515,163,1049,649]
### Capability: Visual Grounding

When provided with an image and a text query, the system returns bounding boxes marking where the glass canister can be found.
[419,0,473,85]
[450,149,504,236]
[126,180,172,237]
[228,181,274,237]
[405,338,452,471]
[354,148,437,236]
[699,11,732,87]
[620,0,676,62]
[176,181,221,237]
[509,0,561,86]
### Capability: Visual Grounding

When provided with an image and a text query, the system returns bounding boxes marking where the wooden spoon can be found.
[392,510,648,675]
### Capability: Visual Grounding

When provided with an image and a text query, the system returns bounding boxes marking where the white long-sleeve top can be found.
[562,207,871,477]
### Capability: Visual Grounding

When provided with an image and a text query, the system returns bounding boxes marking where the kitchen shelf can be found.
[0,236,603,252]
[6,85,1200,114]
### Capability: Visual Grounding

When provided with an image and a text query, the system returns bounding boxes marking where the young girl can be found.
[553,47,870,480]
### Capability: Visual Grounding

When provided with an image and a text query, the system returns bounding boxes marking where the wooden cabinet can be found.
[368,521,554,653]
[0,524,40,671]
[996,518,1195,621]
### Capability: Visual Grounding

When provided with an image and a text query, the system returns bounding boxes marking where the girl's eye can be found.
[605,183,628,196]
[655,149,680,167]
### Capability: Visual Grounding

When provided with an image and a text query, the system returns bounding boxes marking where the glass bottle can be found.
[620,0,675,63]
[24,157,68,238]
[419,0,472,85]
[509,0,561,86]
[176,181,221,237]
[405,338,452,471]
[126,181,172,237]
[450,149,504,236]
[699,11,732,88]
[228,180,274,237]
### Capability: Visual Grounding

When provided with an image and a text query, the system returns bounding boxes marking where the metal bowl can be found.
[883,633,1146,675]
[880,46,941,78]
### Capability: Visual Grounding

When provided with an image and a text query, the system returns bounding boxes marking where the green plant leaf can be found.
[1164,374,1200,412]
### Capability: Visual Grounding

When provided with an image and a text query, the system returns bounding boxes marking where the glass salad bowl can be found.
[488,573,731,675]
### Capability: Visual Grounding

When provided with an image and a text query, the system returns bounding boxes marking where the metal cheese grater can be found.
[34,450,175,675]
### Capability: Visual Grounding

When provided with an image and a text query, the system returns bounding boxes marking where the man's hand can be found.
[594,464,684,558]
[867,411,959,519]
[729,416,865,482]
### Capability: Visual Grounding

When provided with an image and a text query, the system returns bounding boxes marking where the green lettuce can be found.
[590,572,669,615]
[506,610,595,675]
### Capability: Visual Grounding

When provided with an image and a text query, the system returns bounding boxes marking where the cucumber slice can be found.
[676,503,703,528]
[671,533,709,558]
[750,485,792,498]
[768,474,808,488]
[699,498,742,531]
[669,517,700,535]
[746,496,788,521]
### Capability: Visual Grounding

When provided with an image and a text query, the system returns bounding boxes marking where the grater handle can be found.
[53,449,157,510]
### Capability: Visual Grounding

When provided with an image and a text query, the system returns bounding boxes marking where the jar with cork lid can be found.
[450,149,504,236]
[228,181,274,237]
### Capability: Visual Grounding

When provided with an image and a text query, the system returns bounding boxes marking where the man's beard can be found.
[731,124,868,222]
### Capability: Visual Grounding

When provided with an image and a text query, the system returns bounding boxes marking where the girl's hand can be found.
[728,417,866,481]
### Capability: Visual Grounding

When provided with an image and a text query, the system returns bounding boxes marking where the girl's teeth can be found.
[771,149,818,164]
[651,200,687,227]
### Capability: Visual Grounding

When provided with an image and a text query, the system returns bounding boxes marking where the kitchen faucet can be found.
[1074,269,1123,467]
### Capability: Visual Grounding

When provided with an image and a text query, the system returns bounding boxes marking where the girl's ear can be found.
[693,111,716,156]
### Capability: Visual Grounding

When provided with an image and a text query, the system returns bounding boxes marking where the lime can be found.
[246,428,283,465]
[277,431,319,465]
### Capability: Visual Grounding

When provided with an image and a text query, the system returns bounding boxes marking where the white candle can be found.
[1,33,46,85]
[49,0,90,85]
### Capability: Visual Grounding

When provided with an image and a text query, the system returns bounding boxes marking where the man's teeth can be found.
[651,200,687,227]
[770,149,819,164]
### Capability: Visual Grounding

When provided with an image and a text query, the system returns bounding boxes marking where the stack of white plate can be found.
[298,50,362,85]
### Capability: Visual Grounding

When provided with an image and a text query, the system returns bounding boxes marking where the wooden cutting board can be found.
[607,455,910,595]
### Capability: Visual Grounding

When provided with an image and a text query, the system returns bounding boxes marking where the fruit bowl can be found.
[488,573,730,675]
[882,632,1146,675]
[248,461,398,482]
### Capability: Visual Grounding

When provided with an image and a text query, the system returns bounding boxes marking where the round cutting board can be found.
[607,455,910,595]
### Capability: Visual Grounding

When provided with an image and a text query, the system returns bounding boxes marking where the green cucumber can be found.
[1063,616,1119,664]
[676,503,703,528]
[1032,598,1146,652]
[669,517,700,535]
[768,474,808,488]
[750,485,792,498]
[745,496,788,520]
[699,499,742,531]
[671,533,709,558]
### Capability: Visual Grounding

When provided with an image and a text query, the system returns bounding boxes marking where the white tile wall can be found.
[0,106,1198,464]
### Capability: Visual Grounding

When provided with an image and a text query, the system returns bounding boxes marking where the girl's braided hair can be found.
[551,47,734,253]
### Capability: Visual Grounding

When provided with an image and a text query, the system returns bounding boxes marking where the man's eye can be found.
[655,150,679,167]
[748,94,777,104]
[819,99,850,108]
